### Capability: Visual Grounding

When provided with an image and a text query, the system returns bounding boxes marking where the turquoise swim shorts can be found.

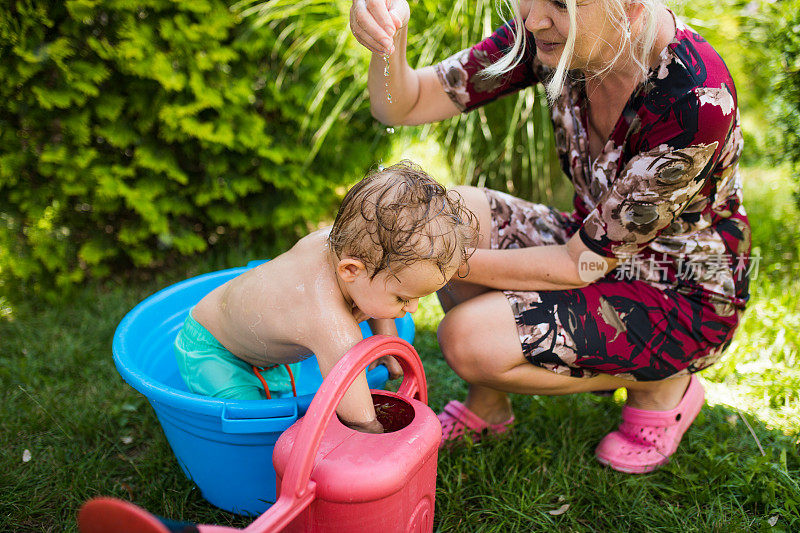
[174,310,302,400]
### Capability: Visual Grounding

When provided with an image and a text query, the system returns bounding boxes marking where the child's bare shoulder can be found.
[265,231,362,352]
[195,228,359,364]
[260,230,353,316]
[274,229,337,294]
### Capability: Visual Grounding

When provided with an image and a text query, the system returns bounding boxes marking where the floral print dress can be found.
[434,15,750,380]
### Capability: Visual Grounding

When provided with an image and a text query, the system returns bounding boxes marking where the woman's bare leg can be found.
[438,291,694,423]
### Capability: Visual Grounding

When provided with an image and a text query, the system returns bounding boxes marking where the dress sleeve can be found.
[434,21,541,112]
[578,86,737,259]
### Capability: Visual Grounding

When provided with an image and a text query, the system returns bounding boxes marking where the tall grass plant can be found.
[239,0,563,203]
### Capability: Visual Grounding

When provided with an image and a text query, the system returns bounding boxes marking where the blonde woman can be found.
[350,0,749,473]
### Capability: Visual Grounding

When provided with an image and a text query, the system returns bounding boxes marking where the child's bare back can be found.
[192,229,357,368]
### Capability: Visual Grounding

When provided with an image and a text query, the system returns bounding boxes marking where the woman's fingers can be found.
[352,26,388,55]
[366,0,398,38]
[390,12,402,29]
[387,0,410,30]
[350,0,394,54]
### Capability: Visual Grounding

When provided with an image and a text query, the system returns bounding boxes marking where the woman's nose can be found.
[523,1,553,33]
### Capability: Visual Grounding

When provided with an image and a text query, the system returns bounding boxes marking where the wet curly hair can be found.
[329,160,479,280]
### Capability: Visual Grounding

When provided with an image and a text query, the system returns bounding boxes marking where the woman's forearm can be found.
[368,26,419,125]
[462,244,590,292]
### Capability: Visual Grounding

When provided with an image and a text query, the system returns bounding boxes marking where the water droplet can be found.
[383,55,391,103]
[386,127,394,134]
[378,164,385,171]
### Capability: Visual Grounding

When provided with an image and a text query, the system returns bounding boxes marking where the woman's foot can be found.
[595,374,705,474]
[438,400,514,448]
[625,374,691,411]
[438,385,515,447]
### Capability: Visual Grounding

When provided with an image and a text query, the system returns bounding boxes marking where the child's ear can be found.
[337,258,367,282]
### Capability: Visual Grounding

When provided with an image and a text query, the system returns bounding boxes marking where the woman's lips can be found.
[535,39,561,53]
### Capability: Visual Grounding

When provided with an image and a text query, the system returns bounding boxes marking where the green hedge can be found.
[0,0,384,297]
[764,0,800,202]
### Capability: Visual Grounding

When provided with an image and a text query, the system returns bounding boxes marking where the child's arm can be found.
[366,319,403,379]
[367,318,398,337]
[310,326,383,434]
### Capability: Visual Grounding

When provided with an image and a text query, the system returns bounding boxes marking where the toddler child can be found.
[175,161,478,432]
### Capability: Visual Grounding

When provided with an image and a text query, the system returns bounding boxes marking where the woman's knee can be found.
[437,311,478,378]
[439,310,508,384]
[437,294,521,383]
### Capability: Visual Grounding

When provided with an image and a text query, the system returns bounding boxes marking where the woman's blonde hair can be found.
[482,0,661,102]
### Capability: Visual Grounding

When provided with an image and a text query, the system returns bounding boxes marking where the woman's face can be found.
[519,0,625,72]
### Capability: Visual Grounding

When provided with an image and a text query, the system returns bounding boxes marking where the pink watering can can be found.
[78,335,442,533]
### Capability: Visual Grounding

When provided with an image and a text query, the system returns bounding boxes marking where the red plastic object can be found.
[78,497,243,533]
[251,335,441,532]
[78,498,171,533]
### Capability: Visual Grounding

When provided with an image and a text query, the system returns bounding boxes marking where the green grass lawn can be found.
[1,164,798,532]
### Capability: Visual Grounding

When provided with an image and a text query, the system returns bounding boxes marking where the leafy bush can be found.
[763,0,800,202]
[0,0,384,298]
[674,0,800,199]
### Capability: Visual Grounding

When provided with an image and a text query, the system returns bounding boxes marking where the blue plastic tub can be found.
[112,261,415,515]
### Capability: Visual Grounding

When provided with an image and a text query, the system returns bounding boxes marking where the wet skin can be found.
[192,228,455,429]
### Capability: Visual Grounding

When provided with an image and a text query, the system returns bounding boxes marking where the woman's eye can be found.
[552,0,567,9]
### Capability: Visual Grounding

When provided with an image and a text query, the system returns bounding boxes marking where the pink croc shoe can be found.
[595,375,705,474]
[438,400,514,449]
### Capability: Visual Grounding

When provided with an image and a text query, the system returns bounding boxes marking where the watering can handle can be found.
[245,335,427,533]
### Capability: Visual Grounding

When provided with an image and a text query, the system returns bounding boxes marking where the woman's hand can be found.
[350,0,410,56]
